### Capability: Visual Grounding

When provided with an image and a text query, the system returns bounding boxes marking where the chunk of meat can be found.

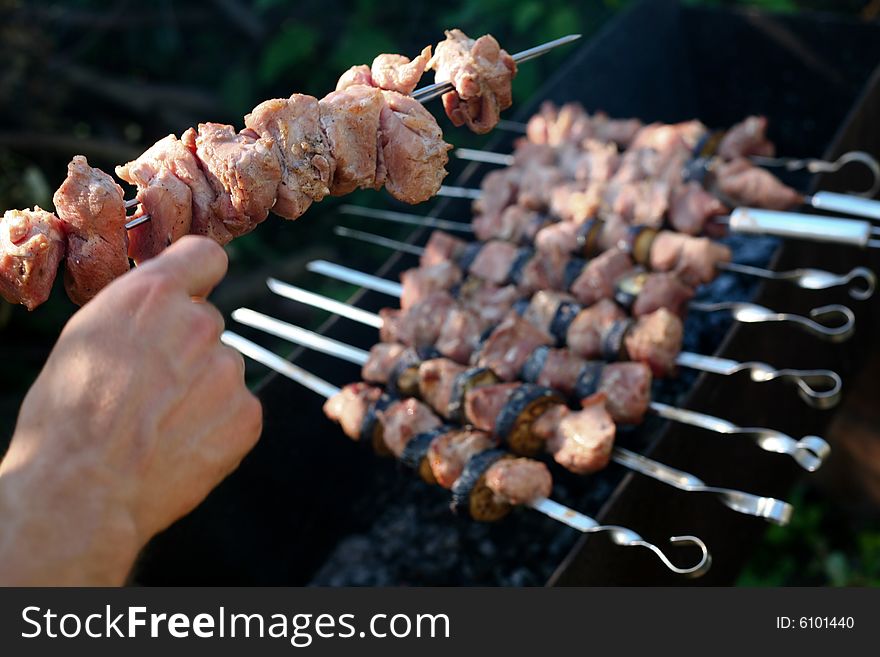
[566,298,626,359]
[116,134,223,246]
[559,139,620,183]
[429,29,516,134]
[476,315,553,381]
[370,46,432,95]
[463,382,520,433]
[400,260,462,309]
[473,167,520,224]
[669,181,727,235]
[474,205,544,243]
[455,280,519,325]
[127,168,191,263]
[603,180,670,228]
[468,239,519,284]
[535,348,590,397]
[533,395,615,474]
[0,208,65,310]
[525,101,592,146]
[377,398,442,457]
[361,342,408,384]
[379,291,457,347]
[53,156,129,305]
[323,382,384,441]
[523,290,578,335]
[421,230,467,267]
[336,65,374,91]
[516,249,568,297]
[630,120,706,155]
[185,122,282,237]
[550,180,604,223]
[624,308,683,377]
[534,221,580,256]
[379,90,451,204]
[418,358,468,417]
[485,457,552,504]
[591,111,643,147]
[569,248,634,307]
[598,362,651,425]
[715,157,802,210]
[517,164,566,210]
[244,94,333,220]
[435,307,484,363]
[319,85,386,195]
[631,272,694,318]
[649,231,731,286]
[718,115,775,160]
[428,429,496,489]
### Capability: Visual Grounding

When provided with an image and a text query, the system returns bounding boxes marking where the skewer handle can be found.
[808,191,880,222]
[729,208,876,247]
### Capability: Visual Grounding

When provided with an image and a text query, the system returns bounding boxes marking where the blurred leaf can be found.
[259,22,319,85]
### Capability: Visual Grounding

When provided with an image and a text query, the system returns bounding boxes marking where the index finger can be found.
[141,235,229,298]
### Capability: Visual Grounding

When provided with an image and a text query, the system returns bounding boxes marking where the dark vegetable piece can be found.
[450,448,512,522]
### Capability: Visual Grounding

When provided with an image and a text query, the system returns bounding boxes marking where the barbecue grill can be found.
[131,0,880,586]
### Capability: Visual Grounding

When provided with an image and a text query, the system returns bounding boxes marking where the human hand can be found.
[0,236,262,585]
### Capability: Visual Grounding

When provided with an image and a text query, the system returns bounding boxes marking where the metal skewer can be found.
[221,329,711,576]
[411,34,582,103]
[335,207,876,298]
[268,267,843,410]
[455,147,880,199]
[232,307,829,472]
[123,34,581,232]
[310,255,853,342]
[232,312,793,525]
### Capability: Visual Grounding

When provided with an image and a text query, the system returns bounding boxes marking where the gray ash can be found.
[310,234,779,586]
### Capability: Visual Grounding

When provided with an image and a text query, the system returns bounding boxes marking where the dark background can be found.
[1,0,879,585]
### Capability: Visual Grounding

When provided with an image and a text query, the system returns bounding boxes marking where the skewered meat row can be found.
[476,105,799,236]
[408,229,715,318]
[0,30,516,311]
[361,342,651,426]
[322,381,552,520]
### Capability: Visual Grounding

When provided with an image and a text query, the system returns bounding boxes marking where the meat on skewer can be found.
[0,208,66,311]
[0,29,538,311]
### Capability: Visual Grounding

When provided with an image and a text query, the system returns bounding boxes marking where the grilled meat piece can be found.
[428,29,516,134]
[517,248,567,296]
[0,207,65,310]
[436,307,485,363]
[603,180,670,228]
[549,180,604,223]
[319,85,386,195]
[591,111,643,147]
[474,205,544,243]
[473,167,521,228]
[370,46,432,95]
[380,291,457,347]
[421,229,467,268]
[244,94,333,220]
[468,240,519,284]
[516,164,566,210]
[116,134,223,248]
[624,307,683,377]
[533,395,615,475]
[534,220,580,256]
[525,101,593,146]
[400,260,463,309]
[428,429,497,489]
[669,181,728,235]
[455,280,519,325]
[362,342,408,384]
[377,397,442,457]
[599,362,651,425]
[649,231,731,286]
[429,29,516,134]
[53,156,129,305]
[184,122,282,237]
[485,457,552,504]
[336,65,374,91]
[463,382,520,433]
[718,115,775,160]
[715,157,802,210]
[323,382,384,441]
[631,272,694,318]
[533,347,589,397]
[418,358,468,418]
[569,248,633,306]
[559,139,620,183]
[565,298,626,359]
[476,315,553,381]
[379,90,451,203]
